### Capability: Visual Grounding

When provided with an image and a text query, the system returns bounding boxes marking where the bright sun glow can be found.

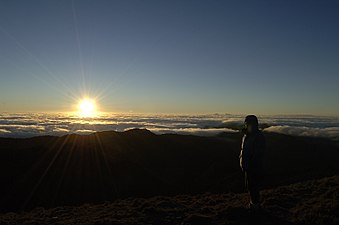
[78,98,97,117]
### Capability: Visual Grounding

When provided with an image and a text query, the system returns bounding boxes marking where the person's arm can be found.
[240,135,251,171]
[253,133,265,162]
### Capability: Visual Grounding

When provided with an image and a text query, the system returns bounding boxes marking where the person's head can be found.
[243,115,259,134]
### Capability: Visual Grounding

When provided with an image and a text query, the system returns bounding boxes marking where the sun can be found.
[78,98,97,117]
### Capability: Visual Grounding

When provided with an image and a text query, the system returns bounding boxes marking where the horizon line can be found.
[0,110,338,118]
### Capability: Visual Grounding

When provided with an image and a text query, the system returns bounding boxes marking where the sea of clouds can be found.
[0,113,338,140]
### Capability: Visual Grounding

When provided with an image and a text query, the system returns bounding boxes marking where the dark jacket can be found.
[239,129,265,172]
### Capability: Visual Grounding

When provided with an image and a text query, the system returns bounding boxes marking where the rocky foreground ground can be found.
[1,175,338,225]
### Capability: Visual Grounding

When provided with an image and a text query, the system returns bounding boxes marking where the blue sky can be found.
[0,0,338,115]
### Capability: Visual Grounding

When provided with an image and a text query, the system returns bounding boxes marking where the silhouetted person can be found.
[239,115,266,210]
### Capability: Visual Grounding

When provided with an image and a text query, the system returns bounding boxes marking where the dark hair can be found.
[245,115,258,126]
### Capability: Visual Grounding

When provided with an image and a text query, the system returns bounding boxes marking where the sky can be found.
[0,0,338,115]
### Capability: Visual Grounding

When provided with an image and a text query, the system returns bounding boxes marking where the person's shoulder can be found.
[255,130,265,140]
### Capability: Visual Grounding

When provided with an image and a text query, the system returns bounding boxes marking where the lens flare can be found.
[78,98,97,117]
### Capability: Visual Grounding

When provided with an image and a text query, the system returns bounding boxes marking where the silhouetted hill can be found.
[1,175,338,225]
[0,129,338,213]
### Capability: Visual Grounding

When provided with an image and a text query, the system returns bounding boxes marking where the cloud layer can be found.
[0,113,338,140]
[264,125,339,140]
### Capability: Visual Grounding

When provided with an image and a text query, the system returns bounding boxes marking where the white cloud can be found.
[52,128,70,133]
[74,129,96,134]
[0,129,11,133]
[264,125,339,140]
